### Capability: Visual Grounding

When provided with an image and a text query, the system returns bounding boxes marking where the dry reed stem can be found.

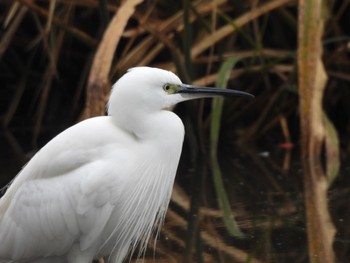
[166,209,262,263]
[115,0,227,73]
[172,183,298,229]
[15,0,97,46]
[32,9,70,146]
[192,64,293,87]
[191,0,295,59]
[0,5,27,58]
[298,0,336,262]
[82,0,144,118]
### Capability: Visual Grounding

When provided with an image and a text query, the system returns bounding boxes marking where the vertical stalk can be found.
[83,0,143,118]
[210,58,244,238]
[298,0,335,262]
[182,0,193,79]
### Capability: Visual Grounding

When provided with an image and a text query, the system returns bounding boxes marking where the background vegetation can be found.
[1,0,350,262]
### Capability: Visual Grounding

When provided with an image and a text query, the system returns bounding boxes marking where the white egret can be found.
[0,67,253,263]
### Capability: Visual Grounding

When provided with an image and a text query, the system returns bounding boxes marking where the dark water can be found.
[1,129,349,263]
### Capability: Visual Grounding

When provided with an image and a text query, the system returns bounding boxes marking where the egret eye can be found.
[163,84,171,92]
[163,84,177,94]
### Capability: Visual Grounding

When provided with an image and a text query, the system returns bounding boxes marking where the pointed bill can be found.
[175,84,254,99]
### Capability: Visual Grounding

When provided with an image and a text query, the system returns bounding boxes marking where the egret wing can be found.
[0,176,78,259]
[0,162,118,260]
[0,117,128,260]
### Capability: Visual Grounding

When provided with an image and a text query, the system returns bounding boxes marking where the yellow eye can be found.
[163,84,177,94]
[163,84,171,92]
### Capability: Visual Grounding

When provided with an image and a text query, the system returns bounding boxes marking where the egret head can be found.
[108,67,253,116]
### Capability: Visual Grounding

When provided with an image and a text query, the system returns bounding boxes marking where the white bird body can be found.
[0,67,252,263]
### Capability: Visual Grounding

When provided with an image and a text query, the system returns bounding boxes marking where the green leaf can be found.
[210,57,245,238]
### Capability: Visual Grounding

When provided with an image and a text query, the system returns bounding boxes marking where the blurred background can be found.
[0,0,350,262]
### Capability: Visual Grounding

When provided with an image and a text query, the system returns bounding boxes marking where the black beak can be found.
[175,84,254,99]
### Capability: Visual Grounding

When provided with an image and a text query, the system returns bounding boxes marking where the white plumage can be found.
[0,67,252,263]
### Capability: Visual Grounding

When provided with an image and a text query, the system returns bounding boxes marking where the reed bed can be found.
[1,0,350,262]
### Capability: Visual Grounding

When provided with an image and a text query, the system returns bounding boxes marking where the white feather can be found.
[0,67,184,263]
[0,67,248,262]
